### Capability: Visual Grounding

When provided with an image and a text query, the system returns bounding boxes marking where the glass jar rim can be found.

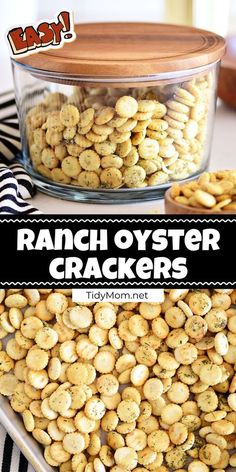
[12,59,218,87]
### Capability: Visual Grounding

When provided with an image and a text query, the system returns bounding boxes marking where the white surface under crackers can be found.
[31,101,236,214]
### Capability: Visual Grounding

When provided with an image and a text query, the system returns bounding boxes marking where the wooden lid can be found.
[14,22,225,79]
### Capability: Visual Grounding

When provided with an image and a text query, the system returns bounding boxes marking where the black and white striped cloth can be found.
[0,424,34,472]
[0,91,40,214]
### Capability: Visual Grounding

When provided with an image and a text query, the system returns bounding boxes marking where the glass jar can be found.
[12,23,225,203]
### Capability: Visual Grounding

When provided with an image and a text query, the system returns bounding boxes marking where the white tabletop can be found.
[30,101,236,214]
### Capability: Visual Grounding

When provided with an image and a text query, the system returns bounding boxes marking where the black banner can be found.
[0,214,235,287]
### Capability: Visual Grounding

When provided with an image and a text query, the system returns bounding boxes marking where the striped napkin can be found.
[0,424,34,472]
[0,91,40,214]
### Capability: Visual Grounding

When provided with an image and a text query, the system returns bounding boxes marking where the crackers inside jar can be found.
[26,73,213,191]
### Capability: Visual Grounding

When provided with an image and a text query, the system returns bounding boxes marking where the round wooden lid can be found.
[15,22,225,78]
